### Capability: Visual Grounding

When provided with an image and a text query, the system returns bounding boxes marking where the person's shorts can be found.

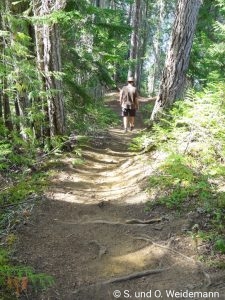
[122,107,136,117]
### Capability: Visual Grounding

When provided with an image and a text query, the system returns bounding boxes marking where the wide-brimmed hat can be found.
[127,76,134,82]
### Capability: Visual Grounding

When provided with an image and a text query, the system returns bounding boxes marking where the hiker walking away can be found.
[120,77,139,133]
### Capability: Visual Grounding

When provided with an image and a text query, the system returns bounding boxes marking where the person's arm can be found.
[119,89,123,106]
[136,98,139,110]
[134,90,139,110]
[135,98,139,110]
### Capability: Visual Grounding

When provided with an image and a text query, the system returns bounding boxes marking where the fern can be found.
[0,249,54,296]
[144,82,225,251]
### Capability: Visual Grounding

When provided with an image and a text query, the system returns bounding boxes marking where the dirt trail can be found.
[16,94,224,300]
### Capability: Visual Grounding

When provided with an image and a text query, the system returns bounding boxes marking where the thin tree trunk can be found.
[0,91,3,119]
[14,97,20,133]
[3,84,13,132]
[137,0,150,91]
[128,0,141,83]
[151,0,202,121]
[0,9,3,120]
[1,0,13,132]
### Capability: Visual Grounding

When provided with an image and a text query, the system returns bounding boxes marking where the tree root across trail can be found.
[73,234,212,296]
[73,266,169,296]
[134,235,212,288]
[54,218,162,225]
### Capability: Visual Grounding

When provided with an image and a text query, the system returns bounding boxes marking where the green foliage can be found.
[68,101,119,134]
[141,102,155,119]
[147,154,212,209]
[0,249,54,298]
[1,0,131,143]
[0,130,39,171]
[129,133,155,152]
[0,141,12,170]
[61,1,131,107]
[0,173,47,207]
[141,82,225,254]
[190,0,225,85]
[72,157,85,167]
[0,149,52,297]
[214,238,225,254]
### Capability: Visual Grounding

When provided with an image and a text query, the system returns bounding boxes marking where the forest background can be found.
[0,0,225,296]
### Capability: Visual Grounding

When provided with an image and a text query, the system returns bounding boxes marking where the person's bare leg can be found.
[129,116,135,130]
[128,116,131,128]
[123,116,128,132]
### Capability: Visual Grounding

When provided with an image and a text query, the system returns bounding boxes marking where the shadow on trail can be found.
[16,197,221,300]
[15,94,224,300]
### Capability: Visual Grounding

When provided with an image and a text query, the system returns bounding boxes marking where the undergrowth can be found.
[68,99,119,134]
[131,82,225,258]
[0,133,64,297]
[0,249,54,299]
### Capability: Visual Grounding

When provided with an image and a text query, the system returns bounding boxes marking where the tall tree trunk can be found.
[0,7,3,121]
[33,0,65,137]
[3,82,13,132]
[151,0,202,121]
[14,97,20,133]
[45,22,65,136]
[137,0,150,91]
[128,0,141,84]
[1,0,13,132]
[0,91,3,119]
[151,0,165,95]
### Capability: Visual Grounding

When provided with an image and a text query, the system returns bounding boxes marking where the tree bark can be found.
[151,0,165,95]
[0,90,3,119]
[151,0,202,121]
[2,79,13,132]
[33,0,66,137]
[128,0,141,83]
[137,0,150,91]
[1,0,13,132]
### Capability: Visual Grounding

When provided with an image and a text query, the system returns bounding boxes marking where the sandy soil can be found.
[15,94,225,300]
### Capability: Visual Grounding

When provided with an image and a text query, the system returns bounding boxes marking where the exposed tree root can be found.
[73,266,169,295]
[54,218,161,226]
[134,235,196,262]
[99,267,169,285]
[54,219,120,225]
[135,235,212,287]
[125,218,162,224]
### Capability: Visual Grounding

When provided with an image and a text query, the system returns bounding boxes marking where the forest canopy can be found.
[0,0,224,144]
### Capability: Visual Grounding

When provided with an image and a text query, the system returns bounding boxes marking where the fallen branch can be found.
[0,196,39,210]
